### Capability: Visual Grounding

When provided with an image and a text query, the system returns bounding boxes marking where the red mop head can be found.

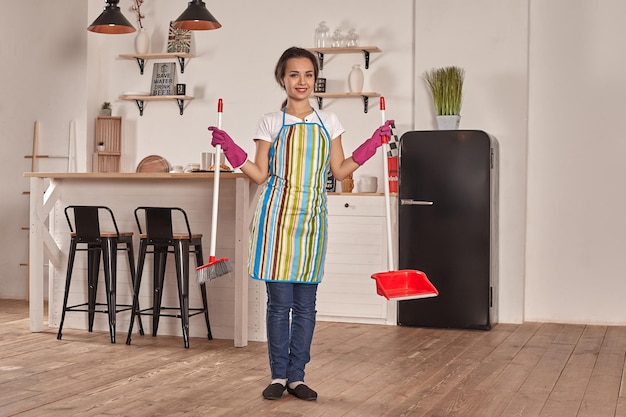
[196,256,233,283]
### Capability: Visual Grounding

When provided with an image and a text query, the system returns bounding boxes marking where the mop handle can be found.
[380,97,395,271]
[209,99,223,260]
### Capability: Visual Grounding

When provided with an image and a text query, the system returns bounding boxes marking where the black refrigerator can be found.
[397,130,498,330]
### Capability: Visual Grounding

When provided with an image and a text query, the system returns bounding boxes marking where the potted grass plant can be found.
[424,66,465,130]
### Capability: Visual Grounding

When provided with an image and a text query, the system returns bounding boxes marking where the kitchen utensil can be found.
[370,96,439,300]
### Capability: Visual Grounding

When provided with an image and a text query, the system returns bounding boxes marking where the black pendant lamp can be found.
[88,0,136,34]
[173,0,221,31]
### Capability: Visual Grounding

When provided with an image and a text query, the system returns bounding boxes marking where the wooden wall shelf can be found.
[312,92,381,113]
[119,95,194,116]
[306,46,381,70]
[119,52,193,74]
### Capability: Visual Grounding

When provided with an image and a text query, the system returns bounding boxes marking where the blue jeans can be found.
[266,282,318,383]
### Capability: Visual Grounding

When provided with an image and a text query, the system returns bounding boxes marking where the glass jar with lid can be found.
[315,21,330,48]
[331,29,345,48]
[346,29,360,47]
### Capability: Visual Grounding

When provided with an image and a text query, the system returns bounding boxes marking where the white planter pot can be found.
[436,115,461,130]
[135,28,150,54]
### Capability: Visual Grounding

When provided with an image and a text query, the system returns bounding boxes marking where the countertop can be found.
[22,172,386,195]
[23,172,248,179]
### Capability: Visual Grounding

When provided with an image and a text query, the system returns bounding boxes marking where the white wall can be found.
[4,0,626,326]
[0,0,87,299]
[525,1,626,324]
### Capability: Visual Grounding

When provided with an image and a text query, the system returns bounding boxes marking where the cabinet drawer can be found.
[327,195,385,217]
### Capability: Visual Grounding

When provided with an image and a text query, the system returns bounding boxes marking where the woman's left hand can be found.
[352,120,395,165]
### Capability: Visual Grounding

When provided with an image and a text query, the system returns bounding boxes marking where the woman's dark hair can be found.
[275,47,319,109]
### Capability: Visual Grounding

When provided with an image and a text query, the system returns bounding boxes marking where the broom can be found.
[196,98,233,283]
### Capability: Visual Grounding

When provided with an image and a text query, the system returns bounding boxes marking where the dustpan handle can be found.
[380,97,395,271]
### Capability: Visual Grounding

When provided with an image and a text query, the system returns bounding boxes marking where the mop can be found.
[196,98,233,283]
[371,97,439,300]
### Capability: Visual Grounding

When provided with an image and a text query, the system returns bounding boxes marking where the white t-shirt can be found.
[254,109,345,143]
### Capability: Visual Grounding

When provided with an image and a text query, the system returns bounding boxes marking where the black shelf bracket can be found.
[134,58,146,75]
[127,98,188,116]
[315,52,325,71]
[176,98,186,115]
[362,50,371,69]
[134,100,145,116]
[177,56,187,73]
[361,95,369,113]
[315,95,370,113]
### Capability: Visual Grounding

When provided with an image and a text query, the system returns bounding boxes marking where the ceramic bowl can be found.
[359,177,378,193]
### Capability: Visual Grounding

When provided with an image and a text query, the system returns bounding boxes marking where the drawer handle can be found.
[344,203,350,208]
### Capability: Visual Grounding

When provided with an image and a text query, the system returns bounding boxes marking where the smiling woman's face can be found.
[282,57,315,102]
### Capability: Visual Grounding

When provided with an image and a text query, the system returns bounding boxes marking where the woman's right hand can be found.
[208,126,248,169]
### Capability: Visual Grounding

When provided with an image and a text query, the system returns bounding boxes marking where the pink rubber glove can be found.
[208,126,248,169]
[352,120,395,165]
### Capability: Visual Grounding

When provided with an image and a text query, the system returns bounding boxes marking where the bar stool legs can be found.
[127,239,212,348]
[174,240,190,347]
[87,244,100,333]
[173,240,212,346]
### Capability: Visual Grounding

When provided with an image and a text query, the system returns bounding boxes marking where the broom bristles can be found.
[196,257,233,283]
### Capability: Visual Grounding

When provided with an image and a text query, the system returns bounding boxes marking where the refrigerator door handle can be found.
[400,199,434,206]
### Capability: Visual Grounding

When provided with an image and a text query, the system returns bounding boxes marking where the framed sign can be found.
[167,21,191,53]
[150,63,177,96]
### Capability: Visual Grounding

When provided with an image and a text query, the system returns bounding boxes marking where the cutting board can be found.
[136,155,170,172]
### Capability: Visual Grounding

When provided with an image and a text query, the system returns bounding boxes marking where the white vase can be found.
[348,64,364,93]
[436,115,461,130]
[135,28,150,54]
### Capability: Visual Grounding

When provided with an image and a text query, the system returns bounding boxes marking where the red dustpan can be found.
[371,97,439,301]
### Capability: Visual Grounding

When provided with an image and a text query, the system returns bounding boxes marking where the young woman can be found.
[209,46,393,401]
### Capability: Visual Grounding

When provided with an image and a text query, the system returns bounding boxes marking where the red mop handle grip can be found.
[380,96,388,144]
[218,98,223,113]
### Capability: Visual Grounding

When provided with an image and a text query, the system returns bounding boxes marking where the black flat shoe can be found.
[262,383,286,400]
[287,384,317,401]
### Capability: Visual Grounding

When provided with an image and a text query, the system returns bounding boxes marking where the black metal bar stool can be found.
[58,205,144,343]
[126,206,212,348]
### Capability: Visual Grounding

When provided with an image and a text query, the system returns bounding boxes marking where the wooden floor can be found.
[2,300,626,417]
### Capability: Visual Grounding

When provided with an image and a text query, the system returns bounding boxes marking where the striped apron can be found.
[249,109,331,283]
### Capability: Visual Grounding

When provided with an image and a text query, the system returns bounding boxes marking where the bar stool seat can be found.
[126,206,212,348]
[58,205,144,343]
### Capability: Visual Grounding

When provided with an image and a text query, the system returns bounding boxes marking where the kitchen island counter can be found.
[25,172,257,347]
